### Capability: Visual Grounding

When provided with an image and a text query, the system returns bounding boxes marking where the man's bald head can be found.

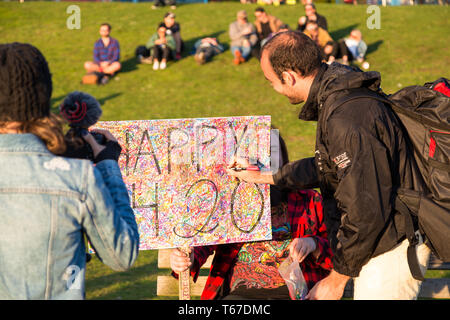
[261,31,322,82]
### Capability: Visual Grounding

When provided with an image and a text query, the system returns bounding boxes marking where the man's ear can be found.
[281,71,296,86]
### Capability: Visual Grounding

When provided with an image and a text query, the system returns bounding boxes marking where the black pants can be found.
[135,45,150,59]
[196,47,217,62]
[153,45,172,62]
[331,39,354,61]
[172,31,184,55]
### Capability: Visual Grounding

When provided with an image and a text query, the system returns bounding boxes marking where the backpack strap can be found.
[394,195,426,281]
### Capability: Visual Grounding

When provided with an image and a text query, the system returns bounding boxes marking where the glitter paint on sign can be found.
[95,116,272,249]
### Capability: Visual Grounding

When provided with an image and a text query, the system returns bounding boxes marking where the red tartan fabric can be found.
[175,189,333,300]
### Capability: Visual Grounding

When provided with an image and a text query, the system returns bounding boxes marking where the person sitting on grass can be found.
[229,10,258,65]
[170,135,333,300]
[193,37,225,65]
[146,26,176,70]
[329,29,369,68]
[254,7,284,49]
[297,3,328,32]
[303,21,335,64]
[83,23,121,85]
[158,12,184,60]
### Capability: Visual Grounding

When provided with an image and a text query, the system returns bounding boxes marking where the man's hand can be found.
[242,27,253,35]
[289,237,319,263]
[306,270,350,300]
[225,157,275,185]
[298,16,307,26]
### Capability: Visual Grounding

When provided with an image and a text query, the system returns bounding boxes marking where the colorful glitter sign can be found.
[95,116,272,250]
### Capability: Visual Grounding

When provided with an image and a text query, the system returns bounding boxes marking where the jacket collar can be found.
[298,62,328,121]
[0,133,51,154]
[298,62,382,121]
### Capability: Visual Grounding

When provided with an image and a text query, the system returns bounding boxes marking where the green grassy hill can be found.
[1,2,449,299]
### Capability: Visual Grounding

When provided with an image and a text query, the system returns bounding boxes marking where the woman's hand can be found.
[82,128,122,163]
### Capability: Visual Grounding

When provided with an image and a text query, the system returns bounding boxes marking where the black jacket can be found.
[273,63,423,277]
[297,13,328,32]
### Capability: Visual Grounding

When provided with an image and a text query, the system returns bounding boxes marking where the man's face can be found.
[306,24,319,38]
[164,16,175,28]
[305,5,316,18]
[99,25,110,38]
[260,51,304,105]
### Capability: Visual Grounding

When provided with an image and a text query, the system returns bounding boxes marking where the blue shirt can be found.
[93,37,120,64]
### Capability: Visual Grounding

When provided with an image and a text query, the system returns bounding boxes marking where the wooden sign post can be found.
[179,246,191,300]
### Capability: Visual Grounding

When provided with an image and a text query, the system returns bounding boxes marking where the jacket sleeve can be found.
[146,34,157,49]
[326,117,395,277]
[166,35,176,51]
[272,157,320,190]
[82,160,139,271]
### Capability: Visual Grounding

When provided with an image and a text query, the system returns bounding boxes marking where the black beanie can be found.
[60,91,102,128]
[0,42,52,121]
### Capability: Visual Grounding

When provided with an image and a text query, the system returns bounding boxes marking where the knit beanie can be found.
[60,91,102,128]
[0,42,52,121]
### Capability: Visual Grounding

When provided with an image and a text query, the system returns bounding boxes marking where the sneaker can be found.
[160,61,167,70]
[233,50,242,65]
[100,74,110,85]
[151,5,158,9]
[195,52,206,65]
[175,52,182,60]
[170,5,176,9]
[153,60,160,70]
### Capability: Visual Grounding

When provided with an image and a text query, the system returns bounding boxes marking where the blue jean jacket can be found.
[0,134,139,299]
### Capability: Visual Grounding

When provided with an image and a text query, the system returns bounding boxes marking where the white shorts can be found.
[353,233,431,300]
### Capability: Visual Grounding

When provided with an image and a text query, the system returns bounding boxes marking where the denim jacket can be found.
[0,134,139,299]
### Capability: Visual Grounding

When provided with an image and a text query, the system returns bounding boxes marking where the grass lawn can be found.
[1,1,449,300]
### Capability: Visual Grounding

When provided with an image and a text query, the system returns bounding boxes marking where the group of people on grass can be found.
[82,2,369,84]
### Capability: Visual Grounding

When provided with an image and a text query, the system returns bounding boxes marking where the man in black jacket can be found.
[227,31,430,299]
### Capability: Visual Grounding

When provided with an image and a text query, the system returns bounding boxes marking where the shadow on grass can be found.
[366,39,384,56]
[120,55,139,74]
[329,24,359,41]
[98,92,123,106]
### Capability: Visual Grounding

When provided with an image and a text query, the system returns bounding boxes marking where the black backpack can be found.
[332,78,450,281]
